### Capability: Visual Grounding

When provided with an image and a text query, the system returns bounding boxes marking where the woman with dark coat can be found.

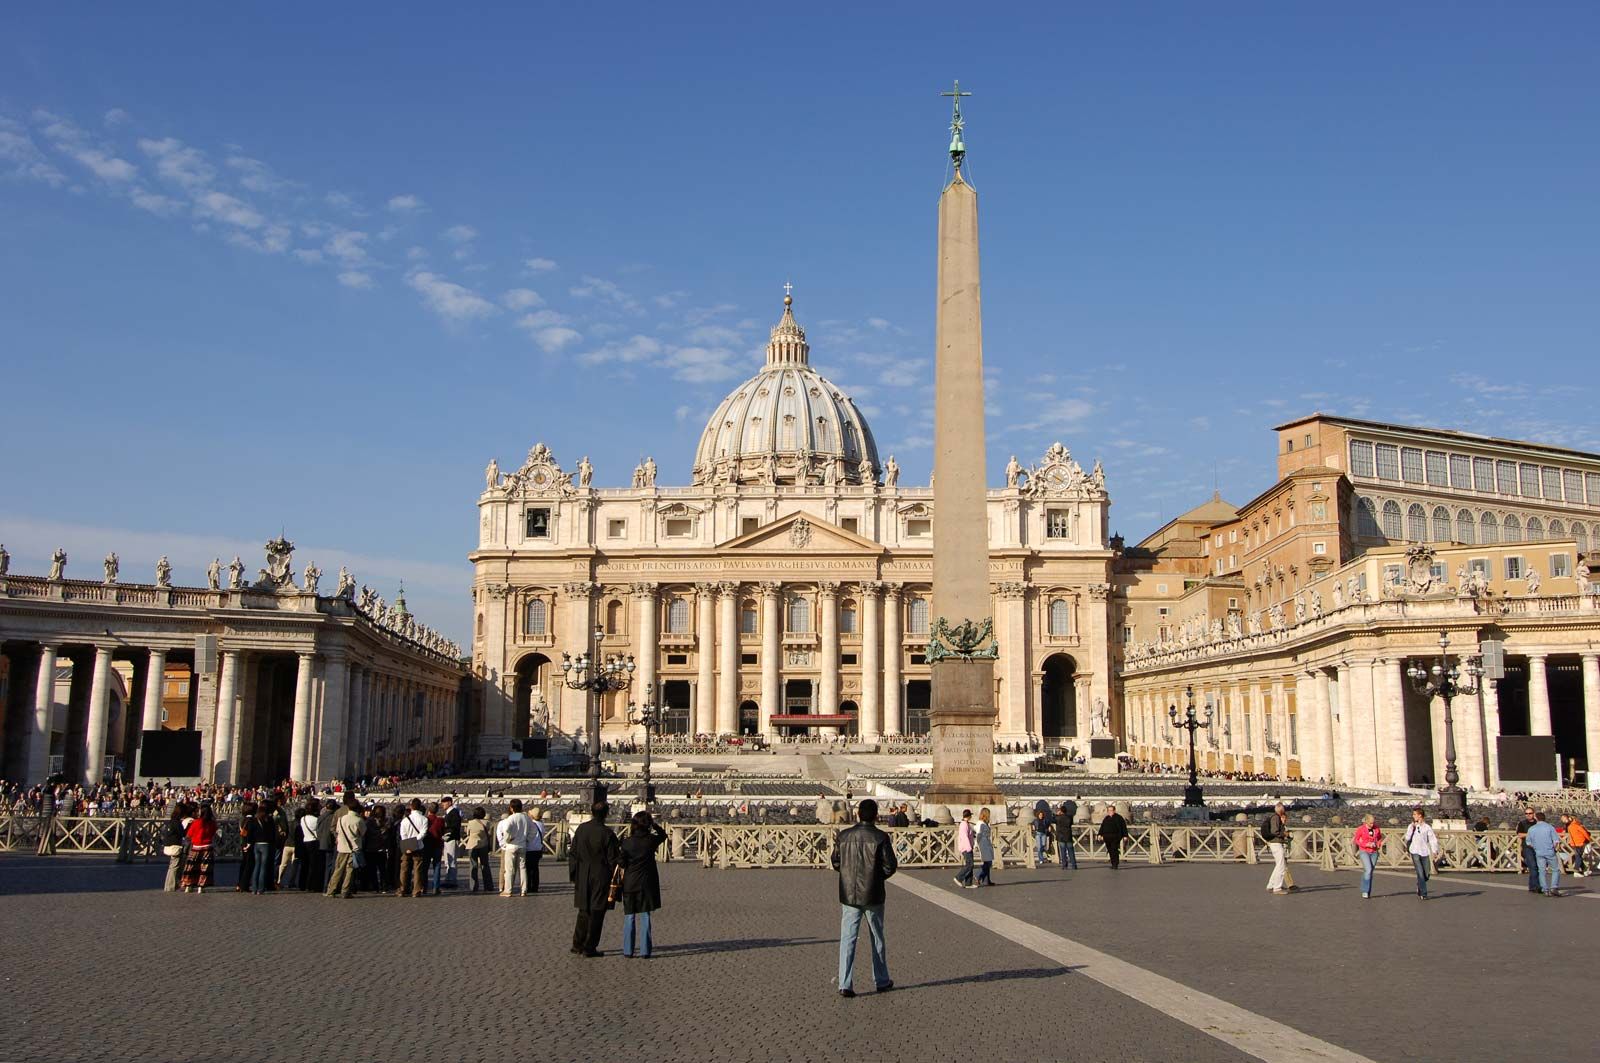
[568,801,621,957]
[620,810,668,958]
[1098,805,1130,869]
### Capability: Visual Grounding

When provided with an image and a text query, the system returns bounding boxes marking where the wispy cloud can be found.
[338,271,374,289]
[524,256,557,272]
[387,193,425,213]
[502,288,544,310]
[407,270,497,321]
[442,224,477,244]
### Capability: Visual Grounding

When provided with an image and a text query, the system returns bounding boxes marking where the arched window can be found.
[666,596,690,634]
[839,599,858,634]
[1503,514,1522,542]
[605,599,623,635]
[525,599,547,636]
[1548,519,1564,538]
[476,612,484,637]
[814,418,832,452]
[787,595,811,632]
[1356,497,1380,538]
[1479,512,1498,544]
[1407,503,1427,542]
[908,597,929,635]
[1575,524,1589,553]
[1048,598,1071,636]
[1456,509,1475,545]
[740,599,758,634]
[1381,500,1403,540]
[1526,517,1544,540]
[1432,506,1451,542]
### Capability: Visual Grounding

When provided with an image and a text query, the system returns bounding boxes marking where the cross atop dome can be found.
[766,284,809,366]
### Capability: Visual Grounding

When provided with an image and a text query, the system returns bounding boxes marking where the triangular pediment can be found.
[719,511,884,554]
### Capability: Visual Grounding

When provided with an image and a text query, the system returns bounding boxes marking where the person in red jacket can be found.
[181,803,219,893]
[1352,814,1384,899]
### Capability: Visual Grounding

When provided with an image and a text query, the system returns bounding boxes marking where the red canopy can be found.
[769,714,856,724]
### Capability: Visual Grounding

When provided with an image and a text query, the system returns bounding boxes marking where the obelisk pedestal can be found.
[922,96,1004,819]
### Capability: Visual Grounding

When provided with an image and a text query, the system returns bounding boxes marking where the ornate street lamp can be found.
[1168,684,1213,811]
[1406,631,1482,821]
[560,623,635,805]
[629,682,663,805]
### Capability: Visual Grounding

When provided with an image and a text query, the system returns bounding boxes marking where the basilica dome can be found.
[692,295,881,487]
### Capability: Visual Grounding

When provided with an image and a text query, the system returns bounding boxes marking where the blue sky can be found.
[2,4,1596,642]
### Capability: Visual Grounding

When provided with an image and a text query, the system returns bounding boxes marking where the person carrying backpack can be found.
[1260,803,1295,895]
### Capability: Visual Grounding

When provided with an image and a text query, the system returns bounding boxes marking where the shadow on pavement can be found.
[894,965,1077,991]
[654,936,834,957]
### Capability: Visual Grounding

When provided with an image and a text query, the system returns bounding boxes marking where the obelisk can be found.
[924,81,1003,815]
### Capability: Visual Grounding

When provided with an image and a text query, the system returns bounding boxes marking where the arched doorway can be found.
[513,654,552,740]
[839,699,859,738]
[739,699,758,735]
[1041,654,1077,742]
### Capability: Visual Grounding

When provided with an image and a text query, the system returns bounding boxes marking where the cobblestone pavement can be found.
[1,854,1591,1063]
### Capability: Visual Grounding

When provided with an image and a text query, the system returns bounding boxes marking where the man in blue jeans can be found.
[1058,800,1079,869]
[831,799,898,997]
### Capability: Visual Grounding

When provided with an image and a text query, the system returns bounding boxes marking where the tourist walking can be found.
[1559,814,1589,877]
[1526,811,1562,897]
[1098,805,1129,869]
[496,798,532,896]
[1517,805,1540,893]
[161,801,190,892]
[1031,803,1053,865]
[1403,807,1440,900]
[1057,799,1079,869]
[569,801,621,956]
[463,806,493,891]
[440,796,462,889]
[953,809,977,888]
[397,798,430,897]
[620,810,668,958]
[831,799,897,997]
[325,794,367,898]
[1260,803,1295,895]
[181,803,218,893]
[244,802,274,894]
[975,807,995,886]
[1353,814,1383,899]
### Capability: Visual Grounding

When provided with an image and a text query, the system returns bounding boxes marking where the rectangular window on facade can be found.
[1121,626,1132,643]
[740,653,758,665]
[1425,451,1449,486]
[1374,444,1400,481]
[909,653,927,665]
[607,519,626,538]
[1157,606,1169,617]
[1540,467,1562,500]
[1497,460,1519,495]
[1400,447,1424,483]
[741,517,759,535]
[666,653,688,666]
[1228,597,1239,608]
[907,518,931,538]
[1384,564,1403,587]
[1519,463,1541,497]
[1046,509,1070,538]
[841,517,859,534]
[1349,440,1375,478]
[665,518,692,537]
[1551,553,1571,578]
[1473,457,1495,492]
[1469,558,1489,577]
[160,709,169,724]
[1430,562,1447,583]
[1156,583,1168,594]
[1563,470,1584,505]
[1588,473,1600,505]
[1450,453,1473,489]
[525,508,551,538]
[841,653,858,665]
[1313,541,1326,554]
[1229,529,1238,542]
[1505,556,1523,580]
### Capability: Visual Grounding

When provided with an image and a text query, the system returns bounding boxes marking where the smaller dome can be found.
[692,293,881,487]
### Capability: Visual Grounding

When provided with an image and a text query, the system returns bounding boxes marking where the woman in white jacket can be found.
[1403,807,1441,900]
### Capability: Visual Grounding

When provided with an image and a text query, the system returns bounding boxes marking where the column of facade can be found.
[1271,678,1289,780]
[997,583,1028,740]
[881,586,903,735]
[80,646,115,786]
[211,649,241,783]
[1347,660,1379,788]
[818,582,840,724]
[28,644,59,784]
[343,664,360,776]
[1313,670,1336,783]
[140,648,166,733]
[1452,676,1488,792]
[1293,675,1315,780]
[716,581,740,734]
[759,582,781,737]
[859,582,883,740]
[633,583,659,713]
[1381,658,1409,788]
[1527,653,1552,736]
[562,582,595,740]
[479,584,512,748]
[1581,654,1600,790]
[287,651,316,782]
[316,653,349,782]
[695,585,717,736]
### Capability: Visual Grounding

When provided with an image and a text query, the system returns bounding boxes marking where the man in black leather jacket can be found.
[830,799,898,997]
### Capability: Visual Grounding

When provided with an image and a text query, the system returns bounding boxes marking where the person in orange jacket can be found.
[1559,815,1590,878]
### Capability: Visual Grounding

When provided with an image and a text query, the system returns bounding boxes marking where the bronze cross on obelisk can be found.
[940,80,972,169]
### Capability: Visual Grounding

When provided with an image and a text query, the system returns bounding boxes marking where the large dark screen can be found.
[138,731,203,777]
[1496,736,1557,782]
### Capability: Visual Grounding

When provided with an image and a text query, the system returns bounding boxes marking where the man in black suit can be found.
[568,801,621,957]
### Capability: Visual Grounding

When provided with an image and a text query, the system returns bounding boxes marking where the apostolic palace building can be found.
[468,294,1118,759]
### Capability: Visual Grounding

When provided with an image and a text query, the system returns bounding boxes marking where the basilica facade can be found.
[468,297,1116,764]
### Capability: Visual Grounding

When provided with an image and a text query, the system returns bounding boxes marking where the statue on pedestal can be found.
[302,561,321,595]
[1005,455,1023,488]
[0,543,8,576]
[643,456,658,487]
[1576,554,1591,596]
[103,552,119,585]
[49,548,66,580]
[1525,566,1541,594]
[207,557,221,590]
[578,455,593,488]
[883,455,900,488]
[484,458,500,490]
[155,556,172,588]
[336,566,355,599]
[228,556,245,589]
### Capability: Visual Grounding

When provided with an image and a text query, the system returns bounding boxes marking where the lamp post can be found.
[1406,631,1481,821]
[560,623,635,805]
[629,682,662,805]
[1168,684,1213,810]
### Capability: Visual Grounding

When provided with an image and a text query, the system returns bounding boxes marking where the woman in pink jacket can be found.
[1353,814,1383,899]
[952,809,977,889]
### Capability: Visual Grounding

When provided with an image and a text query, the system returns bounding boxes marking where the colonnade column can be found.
[211,649,240,783]
[288,651,316,782]
[716,581,740,735]
[1482,678,1503,788]
[141,649,167,733]
[28,644,59,784]
[562,582,595,739]
[1348,660,1378,788]
[997,583,1028,739]
[859,582,882,740]
[81,646,115,786]
[1527,654,1552,736]
[1581,653,1600,791]
[1272,678,1289,781]
[1293,675,1315,781]
[633,583,659,712]
[881,586,903,735]
[1453,673,1488,791]
[695,586,716,736]
[759,583,781,737]
[316,653,349,783]
[818,582,840,723]
[1315,670,1336,783]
